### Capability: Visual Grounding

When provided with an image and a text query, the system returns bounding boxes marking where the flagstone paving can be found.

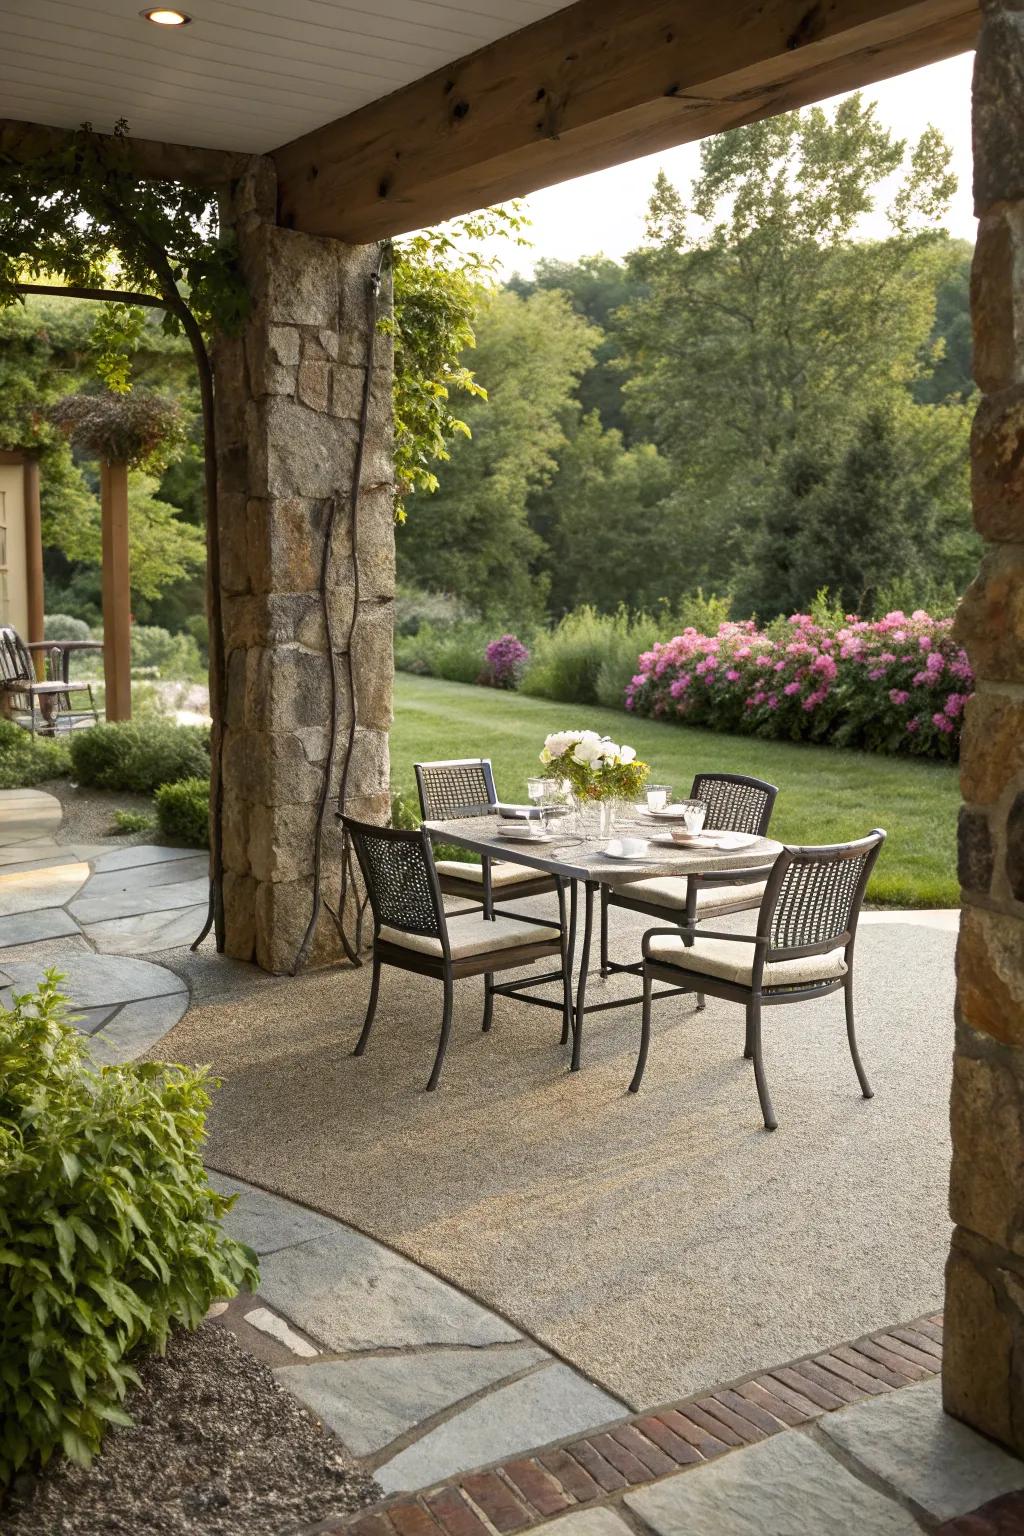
[0,787,209,956]
[207,1172,627,1493]
[0,788,196,1057]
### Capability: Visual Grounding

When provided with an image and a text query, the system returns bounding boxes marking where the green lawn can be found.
[390,673,960,908]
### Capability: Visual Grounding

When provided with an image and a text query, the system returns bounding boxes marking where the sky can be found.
[489,51,975,280]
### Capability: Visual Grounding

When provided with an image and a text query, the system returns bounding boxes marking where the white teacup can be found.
[617,836,646,858]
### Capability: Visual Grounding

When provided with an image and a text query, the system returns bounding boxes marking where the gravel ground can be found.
[3,1323,380,1536]
[38,777,161,848]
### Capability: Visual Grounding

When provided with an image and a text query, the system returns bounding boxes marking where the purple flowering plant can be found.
[625,610,972,762]
[484,633,530,690]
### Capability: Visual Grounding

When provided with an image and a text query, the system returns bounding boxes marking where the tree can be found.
[619,96,961,590]
[509,254,635,436]
[913,241,973,405]
[397,288,598,619]
[738,398,976,618]
[529,412,678,614]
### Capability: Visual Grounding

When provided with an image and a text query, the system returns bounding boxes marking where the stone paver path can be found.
[0,788,195,1058]
[208,1172,627,1494]
[0,788,208,955]
[299,1318,1024,1536]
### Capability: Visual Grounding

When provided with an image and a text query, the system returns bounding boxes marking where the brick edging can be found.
[303,1314,942,1536]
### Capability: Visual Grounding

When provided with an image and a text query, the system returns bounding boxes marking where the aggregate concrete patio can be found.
[157,893,958,1412]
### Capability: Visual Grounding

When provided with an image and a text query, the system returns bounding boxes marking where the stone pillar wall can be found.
[943,1,1024,1453]
[212,161,394,973]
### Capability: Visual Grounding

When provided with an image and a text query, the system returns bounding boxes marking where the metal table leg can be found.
[572,880,596,1072]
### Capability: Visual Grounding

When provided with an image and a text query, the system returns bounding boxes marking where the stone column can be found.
[212,160,394,973]
[943,2,1024,1453]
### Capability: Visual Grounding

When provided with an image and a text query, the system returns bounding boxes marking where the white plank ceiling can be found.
[0,0,573,152]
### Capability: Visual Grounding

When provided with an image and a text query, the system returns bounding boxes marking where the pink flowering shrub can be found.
[625,611,971,761]
[484,633,530,689]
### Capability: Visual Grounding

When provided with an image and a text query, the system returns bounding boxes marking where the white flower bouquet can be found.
[539,729,649,802]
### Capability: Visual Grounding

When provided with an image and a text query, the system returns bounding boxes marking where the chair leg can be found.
[845,976,873,1099]
[683,928,706,1010]
[482,973,494,1033]
[629,967,653,1093]
[746,999,777,1131]
[426,972,455,1091]
[599,887,610,978]
[743,1009,754,1059]
[352,957,382,1056]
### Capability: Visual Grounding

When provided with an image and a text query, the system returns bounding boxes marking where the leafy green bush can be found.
[522,598,734,710]
[522,607,660,707]
[130,625,205,681]
[394,620,495,684]
[69,721,209,794]
[0,973,257,1482]
[42,614,94,643]
[111,809,155,835]
[394,585,474,637]
[154,777,209,848]
[0,719,71,789]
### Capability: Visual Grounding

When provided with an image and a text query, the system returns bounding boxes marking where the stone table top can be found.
[425,813,782,885]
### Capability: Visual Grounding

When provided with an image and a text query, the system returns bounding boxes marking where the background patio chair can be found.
[600,771,778,983]
[344,816,573,1091]
[632,829,885,1130]
[0,626,100,734]
[415,757,559,915]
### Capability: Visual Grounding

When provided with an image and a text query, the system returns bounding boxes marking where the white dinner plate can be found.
[650,831,758,850]
[602,841,650,859]
[495,827,558,844]
[634,805,692,821]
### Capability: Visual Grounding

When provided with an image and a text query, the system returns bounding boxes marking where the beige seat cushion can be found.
[647,933,848,988]
[611,876,766,913]
[434,859,550,888]
[379,912,561,960]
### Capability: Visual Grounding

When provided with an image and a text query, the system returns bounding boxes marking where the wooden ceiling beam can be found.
[273,0,979,245]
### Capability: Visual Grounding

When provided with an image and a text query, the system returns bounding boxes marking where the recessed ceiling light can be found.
[141,7,191,24]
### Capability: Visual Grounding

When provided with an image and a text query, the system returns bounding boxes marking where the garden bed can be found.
[390,672,960,908]
[3,1322,380,1536]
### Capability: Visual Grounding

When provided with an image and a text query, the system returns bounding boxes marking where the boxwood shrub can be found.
[0,719,71,790]
[154,776,210,849]
[69,721,209,794]
[0,972,257,1482]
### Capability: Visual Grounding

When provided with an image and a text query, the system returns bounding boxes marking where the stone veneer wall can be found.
[212,160,394,972]
[943,1,1024,1454]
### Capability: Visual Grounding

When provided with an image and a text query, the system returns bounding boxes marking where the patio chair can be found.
[414,757,559,915]
[600,772,779,987]
[631,829,886,1130]
[343,815,573,1090]
[0,626,100,735]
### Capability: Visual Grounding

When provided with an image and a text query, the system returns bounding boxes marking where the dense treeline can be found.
[397,97,977,625]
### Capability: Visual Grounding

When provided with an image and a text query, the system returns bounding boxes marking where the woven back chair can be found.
[635,830,886,1129]
[343,816,571,1091]
[414,757,558,915]
[415,758,497,821]
[601,771,778,980]
[691,771,777,836]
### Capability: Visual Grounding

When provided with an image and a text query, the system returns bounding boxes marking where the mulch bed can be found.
[4,1322,381,1536]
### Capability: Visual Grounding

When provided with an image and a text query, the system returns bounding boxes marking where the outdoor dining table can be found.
[423,813,784,1068]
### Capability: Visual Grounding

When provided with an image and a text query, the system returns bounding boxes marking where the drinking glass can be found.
[646,784,672,813]
[526,776,548,806]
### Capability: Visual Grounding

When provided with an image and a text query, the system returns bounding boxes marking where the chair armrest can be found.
[642,926,764,960]
[690,864,770,887]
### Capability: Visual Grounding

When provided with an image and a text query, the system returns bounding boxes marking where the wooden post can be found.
[100,460,132,722]
[22,456,44,679]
